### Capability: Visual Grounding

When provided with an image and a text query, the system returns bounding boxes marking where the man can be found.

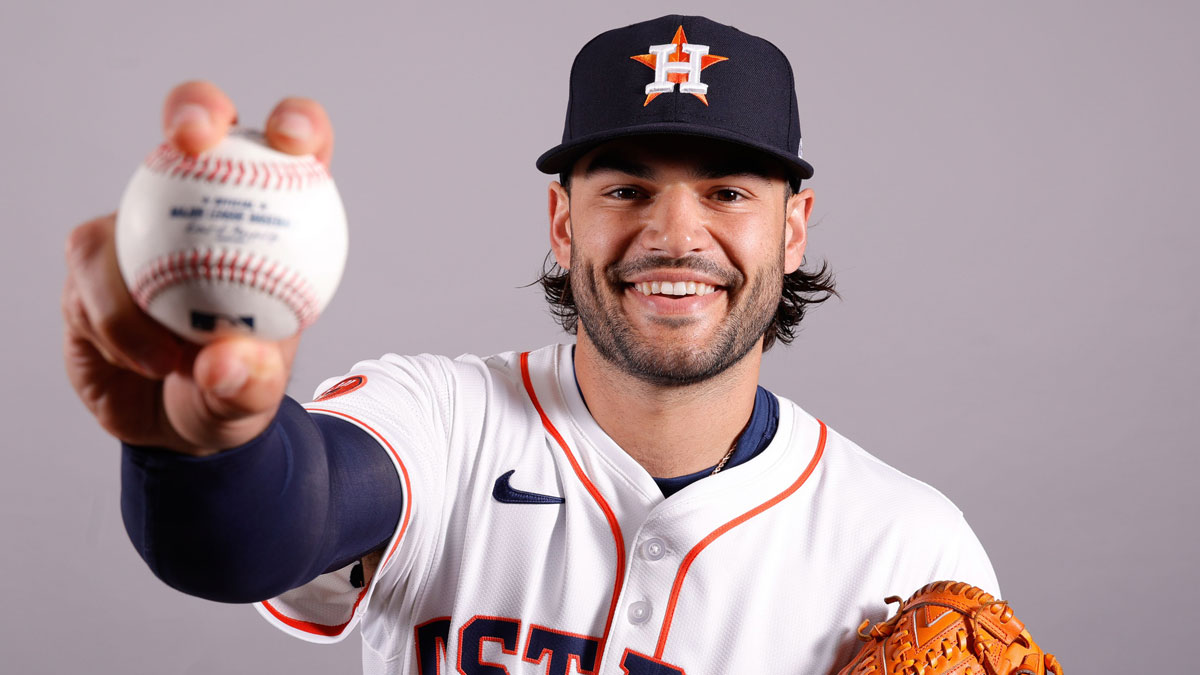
[62,15,997,675]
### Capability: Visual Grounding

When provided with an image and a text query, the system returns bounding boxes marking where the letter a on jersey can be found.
[630,26,728,106]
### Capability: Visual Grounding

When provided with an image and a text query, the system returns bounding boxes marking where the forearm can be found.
[120,396,402,603]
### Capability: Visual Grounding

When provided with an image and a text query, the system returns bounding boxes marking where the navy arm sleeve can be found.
[120,396,403,603]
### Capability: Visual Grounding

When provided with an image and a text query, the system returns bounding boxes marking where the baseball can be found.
[115,128,347,343]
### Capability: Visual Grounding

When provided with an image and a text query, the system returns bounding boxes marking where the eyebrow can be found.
[581,152,779,182]
[581,153,654,179]
[692,159,779,181]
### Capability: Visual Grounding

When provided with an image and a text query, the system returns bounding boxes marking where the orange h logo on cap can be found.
[631,26,729,107]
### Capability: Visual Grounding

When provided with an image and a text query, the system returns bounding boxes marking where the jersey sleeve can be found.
[256,352,471,643]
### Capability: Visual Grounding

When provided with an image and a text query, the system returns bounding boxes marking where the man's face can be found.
[549,136,812,386]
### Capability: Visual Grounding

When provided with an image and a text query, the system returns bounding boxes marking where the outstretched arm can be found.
[121,397,402,603]
[62,82,397,602]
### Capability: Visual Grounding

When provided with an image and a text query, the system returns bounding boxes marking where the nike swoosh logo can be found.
[493,470,565,505]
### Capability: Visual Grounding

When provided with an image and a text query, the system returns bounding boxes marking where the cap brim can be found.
[535,122,814,180]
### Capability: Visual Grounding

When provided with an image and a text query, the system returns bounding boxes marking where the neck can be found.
[573,331,762,478]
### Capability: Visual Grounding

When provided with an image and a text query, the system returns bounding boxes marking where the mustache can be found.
[604,256,743,288]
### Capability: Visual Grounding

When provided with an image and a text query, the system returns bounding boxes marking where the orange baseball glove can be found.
[836,581,1062,675]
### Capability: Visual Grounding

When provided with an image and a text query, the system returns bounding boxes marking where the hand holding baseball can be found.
[62,82,336,455]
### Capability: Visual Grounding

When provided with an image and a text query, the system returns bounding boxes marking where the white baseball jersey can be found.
[256,343,998,674]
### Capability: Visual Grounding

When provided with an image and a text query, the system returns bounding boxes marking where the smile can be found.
[630,280,720,297]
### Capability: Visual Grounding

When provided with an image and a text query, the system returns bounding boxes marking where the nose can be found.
[637,186,712,257]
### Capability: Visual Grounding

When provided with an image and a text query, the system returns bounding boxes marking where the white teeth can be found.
[633,281,719,297]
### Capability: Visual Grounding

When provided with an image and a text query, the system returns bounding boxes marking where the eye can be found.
[606,187,646,200]
[711,188,745,202]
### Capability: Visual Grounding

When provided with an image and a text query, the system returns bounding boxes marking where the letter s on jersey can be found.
[415,616,684,674]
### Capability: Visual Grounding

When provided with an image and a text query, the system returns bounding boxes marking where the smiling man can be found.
[63,14,998,675]
[547,136,815,479]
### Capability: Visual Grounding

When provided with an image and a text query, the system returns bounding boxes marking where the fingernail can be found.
[273,111,313,141]
[169,103,212,135]
[211,358,249,398]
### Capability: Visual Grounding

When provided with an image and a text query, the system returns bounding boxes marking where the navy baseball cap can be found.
[536,15,814,180]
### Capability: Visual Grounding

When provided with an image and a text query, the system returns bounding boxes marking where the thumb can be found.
[159,336,291,454]
[161,335,298,453]
[193,336,288,418]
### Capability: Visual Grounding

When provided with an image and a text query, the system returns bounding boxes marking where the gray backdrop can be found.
[2,0,1195,672]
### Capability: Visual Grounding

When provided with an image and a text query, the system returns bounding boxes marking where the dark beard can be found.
[571,254,780,387]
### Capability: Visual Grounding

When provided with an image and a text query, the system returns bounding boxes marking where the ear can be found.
[548,181,572,269]
[783,187,813,273]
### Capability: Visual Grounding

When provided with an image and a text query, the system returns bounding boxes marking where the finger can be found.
[64,215,183,378]
[162,80,238,155]
[63,326,166,445]
[62,271,130,372]
[264,97,335,166]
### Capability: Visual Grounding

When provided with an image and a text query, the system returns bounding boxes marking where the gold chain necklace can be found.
[710,436,739,476]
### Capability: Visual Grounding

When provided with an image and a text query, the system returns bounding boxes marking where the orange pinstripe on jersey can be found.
[653,420,827,658]
[520,351,626,670]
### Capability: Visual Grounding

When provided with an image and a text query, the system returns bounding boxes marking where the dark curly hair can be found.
[535,180,838,351]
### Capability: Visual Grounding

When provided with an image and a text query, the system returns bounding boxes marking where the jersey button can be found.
[641,538,666,560]
[627,600,652,624]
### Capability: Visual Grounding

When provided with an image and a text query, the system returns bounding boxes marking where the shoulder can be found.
[779,397,965,524]
[778,399,999,593]
[309,347,540,401]
[304,347,567,441]
[837,427,959,516]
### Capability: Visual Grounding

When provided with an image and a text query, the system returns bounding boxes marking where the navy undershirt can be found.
[120,353,780,602]
[651,386,779,497]
[569,348,780,497]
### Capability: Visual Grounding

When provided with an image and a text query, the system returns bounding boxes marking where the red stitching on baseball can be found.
[142,143,330,191]
[228,251,241,283]
[157,147,176,171]
[190,156,207,181]
[131,247,320,331]
[204,157,220,182]
[172,155,192,177]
